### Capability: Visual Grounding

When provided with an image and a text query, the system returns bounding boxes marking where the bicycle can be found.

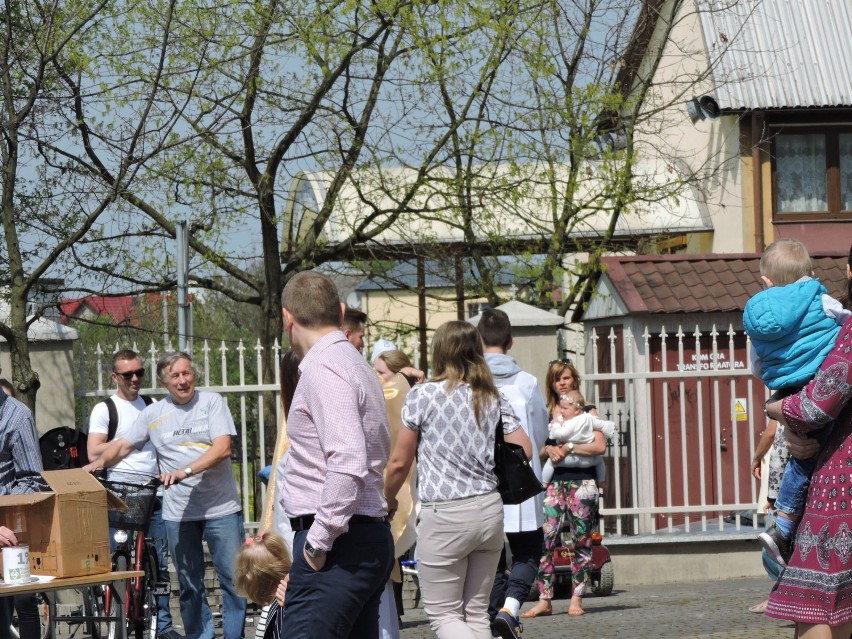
[10,588,105,639]
[91,470,167,639]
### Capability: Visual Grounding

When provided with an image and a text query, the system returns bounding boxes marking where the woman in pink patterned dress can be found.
[764,248,852,639]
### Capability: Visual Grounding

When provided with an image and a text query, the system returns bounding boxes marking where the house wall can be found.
[640,1,852,255]
[361,287,465,359]
[0,340,77,434]
[361,287,501,367]
[631,1,750,254]
[360,288,562,387]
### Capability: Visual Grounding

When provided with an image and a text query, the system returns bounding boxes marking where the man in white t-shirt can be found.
[87,349,180,639]
[476,309,549,639]
[89,352,245,639]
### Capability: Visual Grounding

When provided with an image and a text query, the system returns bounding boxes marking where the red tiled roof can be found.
[593,252,849,316]
[59,296,136,325]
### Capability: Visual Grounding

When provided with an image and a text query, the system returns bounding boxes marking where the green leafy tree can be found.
[1,0,111,410]
[32,0,531,405]
[7,0,742,412]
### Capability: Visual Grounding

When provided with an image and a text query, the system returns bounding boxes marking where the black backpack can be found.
[103,395,153,441]
[39,426,90,470]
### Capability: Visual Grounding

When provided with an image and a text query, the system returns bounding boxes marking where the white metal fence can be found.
[77,323,769,536]
[585,323,767,537]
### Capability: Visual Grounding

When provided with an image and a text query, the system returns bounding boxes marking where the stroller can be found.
[550,526,614,597]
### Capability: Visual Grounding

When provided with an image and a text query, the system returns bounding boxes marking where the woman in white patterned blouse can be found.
[385,320,531,639]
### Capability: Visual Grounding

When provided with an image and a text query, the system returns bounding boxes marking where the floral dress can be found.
[766,423,790,501]
[765,318,852,627]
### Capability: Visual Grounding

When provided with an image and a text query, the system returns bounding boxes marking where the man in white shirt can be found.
[476,309,549,639]
[88,349,180,639]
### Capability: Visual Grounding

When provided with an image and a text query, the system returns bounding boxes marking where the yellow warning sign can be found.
[734,398,748,422]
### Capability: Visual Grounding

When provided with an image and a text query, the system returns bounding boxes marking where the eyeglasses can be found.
[114,369,145,381]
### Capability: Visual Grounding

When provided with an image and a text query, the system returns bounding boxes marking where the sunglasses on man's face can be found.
[114,369,145,381]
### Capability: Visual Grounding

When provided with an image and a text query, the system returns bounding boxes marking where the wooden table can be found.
[1,570,143,639]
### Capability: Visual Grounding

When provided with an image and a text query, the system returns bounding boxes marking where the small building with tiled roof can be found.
[575,252,848,536]
[0,298,79,434]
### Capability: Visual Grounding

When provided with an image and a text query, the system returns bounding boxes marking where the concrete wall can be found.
[399,536,766,609]
[509,328,562,398]
[0,339,77,435]
[606,535,765,586]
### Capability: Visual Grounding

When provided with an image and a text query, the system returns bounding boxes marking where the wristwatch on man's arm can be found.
[304,540,326,559]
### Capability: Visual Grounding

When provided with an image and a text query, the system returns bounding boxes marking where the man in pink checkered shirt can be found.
[278,271,394,638]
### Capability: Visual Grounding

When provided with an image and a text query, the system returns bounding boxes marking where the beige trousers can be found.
[416,491,504,639]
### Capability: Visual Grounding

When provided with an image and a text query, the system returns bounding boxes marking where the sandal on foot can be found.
[748,600,769,614]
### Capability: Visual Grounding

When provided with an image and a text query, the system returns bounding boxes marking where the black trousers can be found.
[488,527,544,619]
[284,522,395,638]
[0,594,40,639]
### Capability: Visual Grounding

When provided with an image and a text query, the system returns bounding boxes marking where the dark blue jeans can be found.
[165,512,247,639]
[284,521,394,638]
[488,528,544,620]
[774,426,833,517]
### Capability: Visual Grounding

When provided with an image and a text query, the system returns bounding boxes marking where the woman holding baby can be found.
[523,359,610,619]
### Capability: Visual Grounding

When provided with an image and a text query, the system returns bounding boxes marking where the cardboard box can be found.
[0,469,124,577]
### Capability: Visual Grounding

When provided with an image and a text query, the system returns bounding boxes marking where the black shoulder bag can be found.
[493,415,544,505]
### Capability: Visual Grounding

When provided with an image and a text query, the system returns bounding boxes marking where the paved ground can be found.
[45,575,794,638]
[396,577,794,639]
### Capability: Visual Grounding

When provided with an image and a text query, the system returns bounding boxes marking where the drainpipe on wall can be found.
[751,110,765,252]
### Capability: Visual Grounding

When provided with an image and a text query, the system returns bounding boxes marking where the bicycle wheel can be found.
[80,586,109,639]
[91,554,127,639]
[135,543,160,639]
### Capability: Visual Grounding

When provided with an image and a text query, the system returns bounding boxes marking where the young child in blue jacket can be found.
[744,238,851,566]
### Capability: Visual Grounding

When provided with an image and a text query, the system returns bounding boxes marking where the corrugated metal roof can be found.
[698,0,852,109]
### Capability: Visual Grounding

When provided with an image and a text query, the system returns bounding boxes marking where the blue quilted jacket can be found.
[743,278,840,389]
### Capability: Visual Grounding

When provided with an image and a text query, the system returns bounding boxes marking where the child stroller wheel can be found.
[592,561,614,597]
